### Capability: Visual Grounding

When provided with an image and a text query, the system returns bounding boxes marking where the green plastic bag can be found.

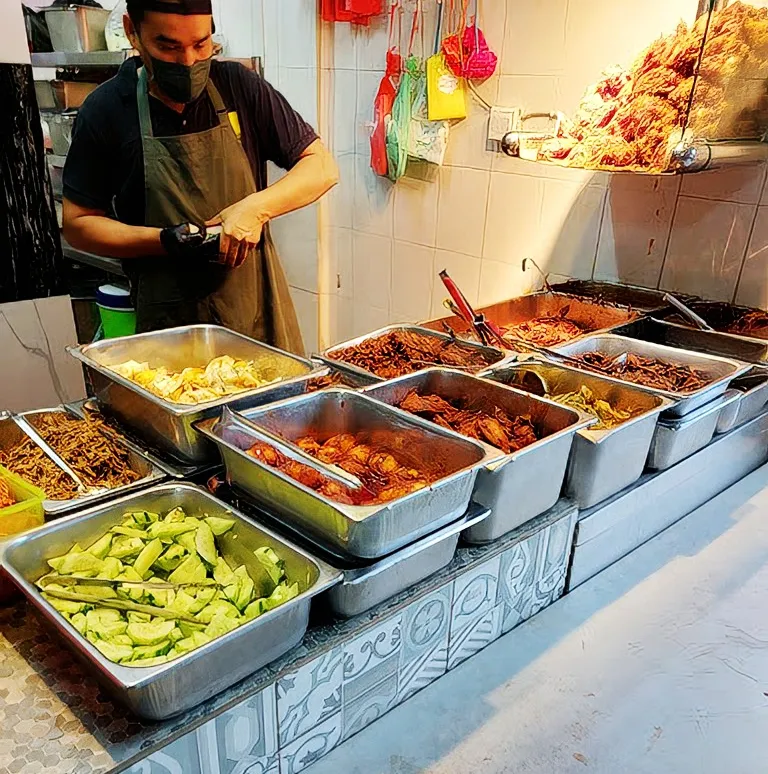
[386,54,420,182]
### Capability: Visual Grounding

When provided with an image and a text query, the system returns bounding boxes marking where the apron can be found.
[132,66,305,355]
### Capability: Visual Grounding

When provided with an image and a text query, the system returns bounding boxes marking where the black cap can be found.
[127,0,213,15]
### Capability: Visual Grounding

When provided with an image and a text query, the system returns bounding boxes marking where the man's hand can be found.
[160,223,220,261]
[206,196,266,268]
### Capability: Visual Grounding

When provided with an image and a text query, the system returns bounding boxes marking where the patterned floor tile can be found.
[450,555,501,637]
[397,584,453,703]
[277,648,343,748]
[279,713,342,774]
[201,684,278,774]
[447,602,504,671]
[497,529,542,635]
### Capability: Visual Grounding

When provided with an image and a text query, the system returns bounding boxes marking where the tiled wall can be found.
[319,0,768,348]
[123,510,576,774]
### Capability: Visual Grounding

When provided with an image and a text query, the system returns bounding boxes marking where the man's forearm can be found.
[63,212,165,259]
[244,149,339,223]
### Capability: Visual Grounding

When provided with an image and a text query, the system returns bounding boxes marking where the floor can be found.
[306,463,768,774]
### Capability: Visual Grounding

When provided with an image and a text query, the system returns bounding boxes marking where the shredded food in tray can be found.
[551,385,635,430]
[574,352,710,393]
[110,355,279,404]
[505,314,586,348]
[0,478,15,508]
[396,391,539,454]
[29,413,141,490]
[0,437,79,500]
[247,433,433,505]
[724,310,768,339]
[333,330,499,379]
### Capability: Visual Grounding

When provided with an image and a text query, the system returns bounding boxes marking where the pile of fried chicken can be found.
[539,1,768,172]
[247,433,431,505]
[397,391,539,454]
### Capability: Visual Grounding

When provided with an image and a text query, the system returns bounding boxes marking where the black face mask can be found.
[149,55,212,103]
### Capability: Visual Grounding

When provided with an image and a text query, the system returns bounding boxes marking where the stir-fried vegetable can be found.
[39,507,299,667]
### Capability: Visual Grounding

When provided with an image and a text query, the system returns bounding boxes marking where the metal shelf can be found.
[31,51,131,68]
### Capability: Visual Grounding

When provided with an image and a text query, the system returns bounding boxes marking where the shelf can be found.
[31,51,131,68]
[502,137,768,175]
[61,237,125,277]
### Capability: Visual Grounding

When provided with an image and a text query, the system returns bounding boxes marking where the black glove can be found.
[160,223,221,262]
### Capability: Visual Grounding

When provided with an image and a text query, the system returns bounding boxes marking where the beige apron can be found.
[133,66,305,355]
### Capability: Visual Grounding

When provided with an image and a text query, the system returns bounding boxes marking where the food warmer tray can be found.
[612,317,768,364]
[216,483,490,618]
[484,359,672,510]
[318,324,508,382]
[68,324,322,465]
[552,334,750,418]
[196,389,499,559]
[715,366,768,435]
[422,291,639,347]
[647,392,741,471]
[0,409,166,517]
[362,368,591,543]
[549,279,696,313]
[0,483,340,720]
[652,300,768,346]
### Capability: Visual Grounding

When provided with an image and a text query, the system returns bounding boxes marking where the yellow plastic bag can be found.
[426,52,467,120]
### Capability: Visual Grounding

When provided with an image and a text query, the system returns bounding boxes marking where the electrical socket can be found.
[488,106,521,142]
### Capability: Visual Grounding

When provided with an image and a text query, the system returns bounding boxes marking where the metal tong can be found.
[438,270,508,348]
[221,407,365,491]
[663,293,714,332]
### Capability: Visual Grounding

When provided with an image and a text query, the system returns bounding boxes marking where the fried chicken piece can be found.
[399,391,456,416]
[367,450,399,476]
[297,437,322,456]
[283,460,327,491]
[477,416,512,453]
[246,442,286,467]
[316,433,356,463]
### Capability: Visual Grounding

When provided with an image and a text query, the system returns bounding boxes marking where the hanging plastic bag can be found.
[441,0,468,77]
[371,3,403,176]
[387,54,418,181]
[407,2,450,166]
[427,0,467,121]
[442,0,497,80]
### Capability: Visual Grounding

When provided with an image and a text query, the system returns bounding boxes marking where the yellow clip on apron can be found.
[133,66,304,355]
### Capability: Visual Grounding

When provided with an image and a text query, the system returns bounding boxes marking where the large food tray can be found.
[0,483,340,720]
[653,300,768,345]
[197,390,498,559]
[0,409,165,517]
[647,392,741,470]
[715,366,768,434]
[69,325,321,464]
[549,279,694,312]
[363,368,591,543]
[319,324,507,382]
[422,291,638,347]
[485,359,672,509]
[552,334,750,418]
[613,317,768,365]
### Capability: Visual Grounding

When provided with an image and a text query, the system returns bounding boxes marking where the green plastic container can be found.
[97,285,136,339]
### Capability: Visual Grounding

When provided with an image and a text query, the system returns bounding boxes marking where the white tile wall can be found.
[314,0,768,344]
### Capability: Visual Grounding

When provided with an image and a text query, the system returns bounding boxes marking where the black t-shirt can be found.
[63,57,318,226]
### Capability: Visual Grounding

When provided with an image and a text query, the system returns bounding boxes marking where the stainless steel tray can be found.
[613,318,768,365]
[552,334,750,418]
[484,359,673,509]
[0,483,340,720]
[319,324,507,382]
[0,409,165,517]
[327,505,489,617]
[647,392,741,471]
[549,279,693,312]
[363,368,591,543]
[715,366,768,434]
[197,390,497,559]
[422,291,638,347]
[69,325,321,464]
[653,300,768,346]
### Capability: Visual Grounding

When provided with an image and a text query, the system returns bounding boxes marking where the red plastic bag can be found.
[442,0,497,80]
[322,0,383,24]
[371,47,401,176]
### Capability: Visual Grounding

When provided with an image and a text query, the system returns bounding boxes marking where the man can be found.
[62,0,338,353]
